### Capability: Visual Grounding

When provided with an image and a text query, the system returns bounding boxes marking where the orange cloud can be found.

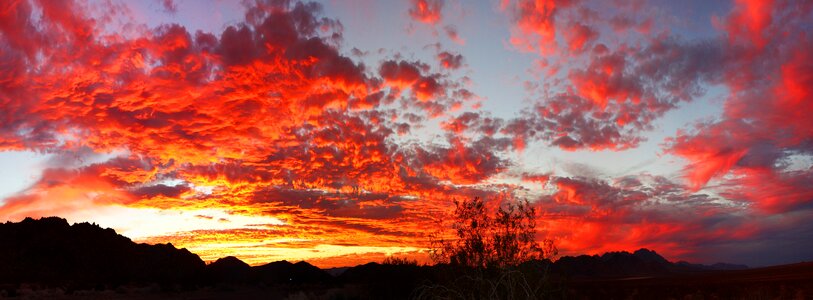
[0,0,490,267]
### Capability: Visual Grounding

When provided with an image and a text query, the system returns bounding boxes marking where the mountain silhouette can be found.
[3,217,809,299]
[205,256,333,285]
[207,256,252,283]
[0,217,748,287]
[674,260,749,271]
[0,217,204,288]
[254,260,333,285]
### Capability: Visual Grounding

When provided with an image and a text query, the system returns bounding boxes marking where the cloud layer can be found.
[1,0,811,267]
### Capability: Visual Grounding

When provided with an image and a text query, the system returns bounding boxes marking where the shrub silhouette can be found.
[430,197,556,268]
[418,197,559,299]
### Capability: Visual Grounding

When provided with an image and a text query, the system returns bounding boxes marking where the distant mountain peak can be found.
[210,256,250,268]
[675,260,749,270]
[633,248,671,264]
[294,261,318,267]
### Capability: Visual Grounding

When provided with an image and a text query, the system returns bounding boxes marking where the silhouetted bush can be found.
[430,197,557,269]
[418,197,560,299]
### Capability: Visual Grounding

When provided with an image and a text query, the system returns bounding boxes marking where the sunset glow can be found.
[1,0,812,268]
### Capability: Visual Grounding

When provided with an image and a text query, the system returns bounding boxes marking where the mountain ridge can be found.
[0,216,775,295]
[0,217,749,277]
[2,217,811,299]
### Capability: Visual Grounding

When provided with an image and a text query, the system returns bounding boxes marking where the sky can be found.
[0,0,812,268]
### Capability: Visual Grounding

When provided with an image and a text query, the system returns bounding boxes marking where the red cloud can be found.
[722,0,775,48]
[160,0,178,13]
[667,121,751,191]
[564,22,598,53]
[496,0,727,151]
[532,174,813,265]
[521,173,550,188]
[379,60,423,88]
[437,51,464,70]
[408,0,444,25]
[568,50,642,108]
[441,112,503,136]
[503,0,578,54]
[379,60,447,102]
[0,166,137,222]
[444,25,465,45]
[719,168,813,213]
[666,0,813,214]
[407,136,511,185]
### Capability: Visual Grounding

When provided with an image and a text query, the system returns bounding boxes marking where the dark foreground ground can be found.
[563,262,813,299]
[3,262,812,299]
